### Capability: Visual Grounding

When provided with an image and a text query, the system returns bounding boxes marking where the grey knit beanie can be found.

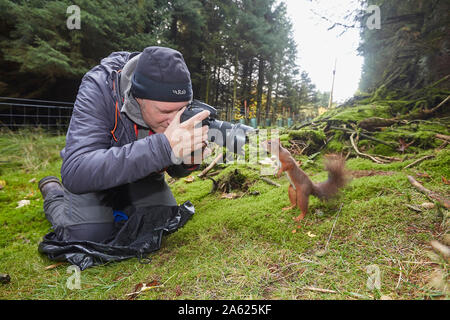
[131,46,193,102]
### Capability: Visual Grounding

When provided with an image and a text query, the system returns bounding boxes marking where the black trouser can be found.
[43,174,177,242]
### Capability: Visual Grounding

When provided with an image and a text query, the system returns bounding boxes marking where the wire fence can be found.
[0,96,317,133]
[0,96,73,132]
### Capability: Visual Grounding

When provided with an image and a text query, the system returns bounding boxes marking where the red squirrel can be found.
[261,139,348,221]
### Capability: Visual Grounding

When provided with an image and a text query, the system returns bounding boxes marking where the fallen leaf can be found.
[442,176,450,185]
[416,172,431,179]
[28,178,37,184]
[44,262,65,270]
[292,229,297,234]
[25,191,35,198]
[175,285,182,297]
[307,231,317,238]
[0,180,6,190]
[184,176,195,183]
[16,200,30,209]
[127,280,161,300]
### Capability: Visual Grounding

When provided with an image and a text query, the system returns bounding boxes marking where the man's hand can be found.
[164,107,210,164]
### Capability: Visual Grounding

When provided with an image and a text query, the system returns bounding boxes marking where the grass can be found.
[0,127,449,300]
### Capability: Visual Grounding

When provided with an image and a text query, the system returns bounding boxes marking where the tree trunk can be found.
[231,52,239,122]
[256,57,265,126]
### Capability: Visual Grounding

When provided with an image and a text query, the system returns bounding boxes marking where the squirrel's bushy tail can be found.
[312,154,349,200]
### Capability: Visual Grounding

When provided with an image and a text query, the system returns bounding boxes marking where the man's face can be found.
[136,99,189,133]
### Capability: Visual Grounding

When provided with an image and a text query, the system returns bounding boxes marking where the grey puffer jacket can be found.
[61,51,192,195]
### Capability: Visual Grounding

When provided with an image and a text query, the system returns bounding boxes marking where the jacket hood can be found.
[119,53,150,128]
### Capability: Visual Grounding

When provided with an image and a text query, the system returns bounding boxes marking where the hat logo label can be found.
[172,89,187,95]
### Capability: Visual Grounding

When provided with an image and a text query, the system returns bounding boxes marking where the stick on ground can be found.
[350,133,388,164]
[198,153,223,178]
[303,286,337,294]
[407,175,450,209]
[261,177,281,187]
[404,155,435,169]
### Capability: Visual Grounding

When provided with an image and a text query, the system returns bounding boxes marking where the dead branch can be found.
[374,154,403,162]
[261,177,281,187]
[428,95,450,114]
[198,153,223,178]
[358,117,404,131]
[436,134,450,142]
[350,133,389,164]
[437,141,449,151]
[303,286,338,294]
[292,117,331,130]
[407,175,450,209]
[404,155,435,169]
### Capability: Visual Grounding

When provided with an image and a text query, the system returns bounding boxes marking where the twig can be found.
[405,204,423,212]
[407,175,450,209]
[324,203,344,251]
[198,153,223,178]
[293,117,330,130]
[303,286,337,294]
[261,177,281,187]
[395,260,403,290]
[374,154,402,162]
[435,134,450,142]
[404,155,435,169]
[428,95,450,114]
[350,133,387,164]
[437,141,449,151]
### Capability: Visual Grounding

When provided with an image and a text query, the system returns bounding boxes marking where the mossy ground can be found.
[0,125,448,300]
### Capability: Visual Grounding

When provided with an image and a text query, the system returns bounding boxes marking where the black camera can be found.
[180,100,256,155]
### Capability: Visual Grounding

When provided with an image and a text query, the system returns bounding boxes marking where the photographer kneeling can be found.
[38,46,210,245]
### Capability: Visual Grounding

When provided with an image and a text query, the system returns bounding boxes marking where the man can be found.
[38,46,210,243]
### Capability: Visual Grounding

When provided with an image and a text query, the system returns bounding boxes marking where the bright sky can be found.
[283,0,364,103]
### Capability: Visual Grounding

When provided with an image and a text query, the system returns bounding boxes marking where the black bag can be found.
[38,201,195,270]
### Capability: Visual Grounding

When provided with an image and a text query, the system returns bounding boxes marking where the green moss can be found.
[325,131,347,153]
[329,104,392,122]
[375,127,440,150]
[371,143,397,156]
